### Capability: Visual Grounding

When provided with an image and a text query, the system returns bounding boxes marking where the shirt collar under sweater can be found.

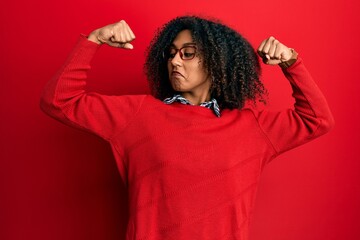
[163,94,221,117]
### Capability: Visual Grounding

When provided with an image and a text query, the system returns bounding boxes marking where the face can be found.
[167,30,211,98]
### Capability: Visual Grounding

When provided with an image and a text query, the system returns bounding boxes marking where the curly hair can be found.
[144,15,267,110]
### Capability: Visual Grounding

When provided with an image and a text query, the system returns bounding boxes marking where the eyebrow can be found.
[170,42,197,48]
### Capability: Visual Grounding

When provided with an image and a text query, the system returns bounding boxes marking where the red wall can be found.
[1,0,359,239]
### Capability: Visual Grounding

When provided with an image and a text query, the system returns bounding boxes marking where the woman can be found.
[40,16,334,240]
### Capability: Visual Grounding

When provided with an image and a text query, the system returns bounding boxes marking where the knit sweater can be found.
[40,36,334,240]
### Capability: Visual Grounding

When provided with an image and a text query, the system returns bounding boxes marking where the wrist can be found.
[279,48,298,69]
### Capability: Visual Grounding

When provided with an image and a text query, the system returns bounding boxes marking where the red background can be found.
[1,0,359,239]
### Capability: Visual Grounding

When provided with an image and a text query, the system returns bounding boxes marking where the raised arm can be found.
[40,20,145,140]
[254,36,335,157]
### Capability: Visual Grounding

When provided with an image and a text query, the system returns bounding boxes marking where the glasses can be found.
[163,46,197,61]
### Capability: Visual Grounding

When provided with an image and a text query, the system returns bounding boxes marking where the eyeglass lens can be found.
[167,46,197,60]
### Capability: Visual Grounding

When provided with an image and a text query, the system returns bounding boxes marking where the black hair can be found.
[144,15,267,110]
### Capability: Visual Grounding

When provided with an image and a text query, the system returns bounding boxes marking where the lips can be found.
[171,71,184,78]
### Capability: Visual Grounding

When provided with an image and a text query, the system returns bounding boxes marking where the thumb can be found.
[105,41,134,49]
[122,42,134,49]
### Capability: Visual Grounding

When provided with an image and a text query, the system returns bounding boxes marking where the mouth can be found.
[171,71,184,78]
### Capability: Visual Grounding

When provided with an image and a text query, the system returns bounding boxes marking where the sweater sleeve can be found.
[40,35,146,140]
[252,58,335,159]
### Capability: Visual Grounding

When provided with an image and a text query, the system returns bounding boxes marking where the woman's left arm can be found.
[253,37,335,155]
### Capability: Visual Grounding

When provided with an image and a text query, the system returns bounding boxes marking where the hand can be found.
[88,20,136,49]
[257,36,293,65]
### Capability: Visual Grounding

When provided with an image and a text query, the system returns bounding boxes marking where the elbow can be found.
[39,87,51,112]
[327,115,335,132]
[317,113,335,136]
[39,79,55,114]
[324,109,335,132]
[39,87,59,118]
[39,95,51,115]
[327,114,335,131]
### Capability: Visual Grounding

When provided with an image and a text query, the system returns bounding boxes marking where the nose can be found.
[170,51,182,67]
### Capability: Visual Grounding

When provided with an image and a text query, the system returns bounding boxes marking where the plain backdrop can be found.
[1,0,359,239]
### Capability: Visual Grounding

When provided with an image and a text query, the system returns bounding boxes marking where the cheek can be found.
[189,63,207,80]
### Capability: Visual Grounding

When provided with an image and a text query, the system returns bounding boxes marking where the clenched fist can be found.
[88,20,136,49]
[257,36,295,66]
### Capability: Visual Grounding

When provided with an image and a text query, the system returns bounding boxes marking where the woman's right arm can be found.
[40,21,145,140]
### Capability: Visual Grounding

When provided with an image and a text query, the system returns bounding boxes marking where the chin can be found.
[170,81,183,92]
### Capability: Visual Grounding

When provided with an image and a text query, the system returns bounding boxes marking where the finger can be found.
[120,29,126,43]
[106,40,122,48]
[122,42,134,49]
[257,38,267,52]
[127,25,136,39]
[112,26,123,43]
[262,36,275,55]
[112,20,125,42]
[122,21,136,42]
[268,39,280,59]
[257,39,267,58]
[104,41,130,49]
[124,25,135,42]
[274,43,285,60]
[119,20,131,42]
[122,27,133,43]
[115,24,134,43]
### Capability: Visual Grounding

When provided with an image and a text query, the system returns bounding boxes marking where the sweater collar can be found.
[163,94,221,117]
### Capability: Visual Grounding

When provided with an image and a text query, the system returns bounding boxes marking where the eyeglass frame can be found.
[162,45,198,61]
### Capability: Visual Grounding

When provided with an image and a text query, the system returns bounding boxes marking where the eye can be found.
[184,52,195,58]
[182,47,196,59]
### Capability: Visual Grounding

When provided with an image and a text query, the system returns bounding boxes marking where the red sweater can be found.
[40,36,334,240]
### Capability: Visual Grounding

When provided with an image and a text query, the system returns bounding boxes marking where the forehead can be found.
[171,29,194,47]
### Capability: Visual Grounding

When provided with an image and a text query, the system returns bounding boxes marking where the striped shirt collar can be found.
[163,94,221,117]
